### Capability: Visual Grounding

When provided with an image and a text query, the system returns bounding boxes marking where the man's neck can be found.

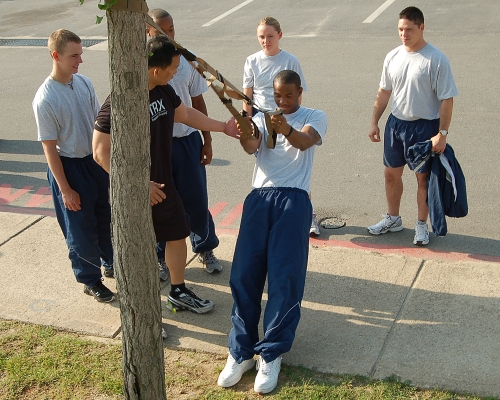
[50,67,73,84]
[405,40,427,53]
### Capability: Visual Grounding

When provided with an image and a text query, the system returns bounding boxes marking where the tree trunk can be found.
[107,8,167,400]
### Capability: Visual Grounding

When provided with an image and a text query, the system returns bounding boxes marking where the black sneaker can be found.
[103,267,114,278]
[167,287,214,314]
[84,279,115,302]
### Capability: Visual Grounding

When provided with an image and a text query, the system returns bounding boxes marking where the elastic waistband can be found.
[59,154,93,162]
[252,186,308,196]
[390,114,439,124]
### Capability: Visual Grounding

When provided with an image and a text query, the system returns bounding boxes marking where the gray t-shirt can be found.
[243,49,307,112]
[252,106,327,192]
[380,43,458,121]
[169,55,209,138]
[33,74,101,158]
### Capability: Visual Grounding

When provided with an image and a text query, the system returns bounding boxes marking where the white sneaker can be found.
[413,221,429,246]
[217,354,256,388]
[368,214,403,235]
[254,355,281,394]
[310,214,320,237]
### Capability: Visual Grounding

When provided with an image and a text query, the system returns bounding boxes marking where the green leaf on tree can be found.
[79,0,85,5]
[97,0,117,11]
[96,15,104,24]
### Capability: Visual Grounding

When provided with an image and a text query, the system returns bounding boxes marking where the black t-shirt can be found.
[94,84,182,191]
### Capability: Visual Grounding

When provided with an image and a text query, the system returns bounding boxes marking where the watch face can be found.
[440,130,448,136]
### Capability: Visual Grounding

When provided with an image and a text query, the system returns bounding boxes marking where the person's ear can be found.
[51,50,59,61]
[278,31,283,40]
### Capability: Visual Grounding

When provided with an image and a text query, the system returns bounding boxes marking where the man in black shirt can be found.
[93,36,238,314]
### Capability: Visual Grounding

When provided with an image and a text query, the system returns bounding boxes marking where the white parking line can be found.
[363,0,397,24]
[202,0,254,27]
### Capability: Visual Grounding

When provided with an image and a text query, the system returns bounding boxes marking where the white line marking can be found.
[363,0,397,24]
[202,0,254,27]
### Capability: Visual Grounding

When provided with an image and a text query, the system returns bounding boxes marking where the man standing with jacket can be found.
[367,6,458,246]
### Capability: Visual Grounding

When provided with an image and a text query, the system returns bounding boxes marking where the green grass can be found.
[0,321,122,399]
[0,320,496,400]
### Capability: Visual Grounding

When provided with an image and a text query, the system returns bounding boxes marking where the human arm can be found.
[271,114,321,151]
[243,87,254,116]
[92,130,111,174]
[191,94,213,165]
[41,140,81,211]
[431,97,454,154]
[368,88,392,142]
[174,101,239,138]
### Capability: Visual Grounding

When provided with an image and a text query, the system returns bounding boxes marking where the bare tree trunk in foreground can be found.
[107,7,167,400]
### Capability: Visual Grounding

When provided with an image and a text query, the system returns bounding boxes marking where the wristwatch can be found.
[439,129,449,136]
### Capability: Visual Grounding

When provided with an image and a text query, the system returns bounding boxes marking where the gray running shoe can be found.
[161,327,168,339]
[413,222,430,246]
[167,287,214,314]
[158,259,169,282]
[197,251,222,274]
[367,214,403,235]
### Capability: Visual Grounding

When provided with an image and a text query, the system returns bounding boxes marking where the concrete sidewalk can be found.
[0,212,499,398]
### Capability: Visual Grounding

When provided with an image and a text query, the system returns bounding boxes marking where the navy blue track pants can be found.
[228,187,312,363]
[48,155,113,286]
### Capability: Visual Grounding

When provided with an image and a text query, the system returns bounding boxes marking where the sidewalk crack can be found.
[368,258,425,378]
[0,215,46,247]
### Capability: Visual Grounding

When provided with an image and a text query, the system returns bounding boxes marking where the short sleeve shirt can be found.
[94,84,181,189]
[169,56,209,138]
[33,74,101,158]
[380,43,458,121]
[252,106,327,192]
[243,50,308,111]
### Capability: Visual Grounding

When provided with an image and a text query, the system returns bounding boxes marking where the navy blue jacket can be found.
[407,142,468,236]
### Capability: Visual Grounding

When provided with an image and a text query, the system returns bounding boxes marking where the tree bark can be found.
[107,8,167,400]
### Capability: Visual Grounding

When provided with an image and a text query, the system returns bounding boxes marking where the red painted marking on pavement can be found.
[209,202,228,218]
[0,205,55,217]
[215,228,500,264]
[310,237,500,263]
[1,197,498,264]
[25,186,52,208]
[219,203,243,227]
[0,184,34,205]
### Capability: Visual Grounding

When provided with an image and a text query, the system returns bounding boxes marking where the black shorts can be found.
[151,186,189,242]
